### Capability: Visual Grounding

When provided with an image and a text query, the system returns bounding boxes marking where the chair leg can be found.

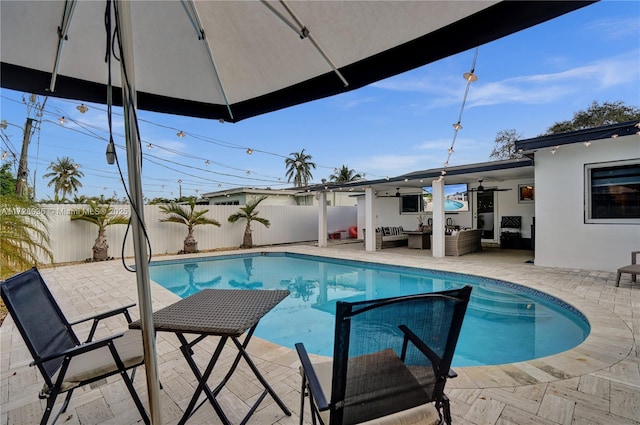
[441,395,452,425]
[299,378,306,425]
[46,390,74,425]
[120,370,150,425]
[40,395,56,425]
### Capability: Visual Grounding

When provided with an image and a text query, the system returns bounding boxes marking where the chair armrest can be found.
[399,325,456,379]
[69,303,136,342]
[32,332,125,366]
[295,343,329,411]
[632,251,640,265]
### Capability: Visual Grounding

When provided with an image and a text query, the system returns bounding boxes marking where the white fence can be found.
[36,204,357,264]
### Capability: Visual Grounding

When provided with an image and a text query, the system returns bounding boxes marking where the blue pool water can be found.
[444,199,464,210]
[149,252,590,367]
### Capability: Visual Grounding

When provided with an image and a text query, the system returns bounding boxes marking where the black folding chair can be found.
[296,286,472,425]
[0,267,149,425]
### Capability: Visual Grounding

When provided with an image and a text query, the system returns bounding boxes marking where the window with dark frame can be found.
[400,194,424,213]
[587,162,640,220]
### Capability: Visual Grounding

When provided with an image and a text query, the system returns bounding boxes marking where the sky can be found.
[1,1,639,202]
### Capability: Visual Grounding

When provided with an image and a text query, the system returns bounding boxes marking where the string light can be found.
[583,141,591,147]
[59,116,66,124]
[1,151,7,159]
[76,104,88,114]
[176,131,185,138]
[246,148,253,155]
[205,160,210,166]
[147,143,153,149]
[436,48,479,182]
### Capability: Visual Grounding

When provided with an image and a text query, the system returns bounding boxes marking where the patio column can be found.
[318,191,328,247]
[364,187,376,251]
[431,179,445,258]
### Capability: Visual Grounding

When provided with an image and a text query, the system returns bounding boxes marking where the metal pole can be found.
[115,2,162,423]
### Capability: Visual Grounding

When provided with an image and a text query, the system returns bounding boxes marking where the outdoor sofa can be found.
[362,226,409,249]
[432,228,483,256]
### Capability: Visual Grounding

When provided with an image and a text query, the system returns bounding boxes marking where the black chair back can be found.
[330,286,472,424]
[0,268,79,382]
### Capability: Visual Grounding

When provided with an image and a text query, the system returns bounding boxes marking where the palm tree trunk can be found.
[183,227,198,253]
[93,228,109,261]
[242,223,253,248]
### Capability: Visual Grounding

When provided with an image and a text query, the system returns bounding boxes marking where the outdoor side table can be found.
[130,288,291,425]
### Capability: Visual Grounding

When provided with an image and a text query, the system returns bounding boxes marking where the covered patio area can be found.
[1,244,638,424]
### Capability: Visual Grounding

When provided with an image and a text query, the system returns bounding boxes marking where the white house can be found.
[515,120,639,272]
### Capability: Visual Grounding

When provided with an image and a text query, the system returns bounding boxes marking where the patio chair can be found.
[0,267,149,425]
[616,250,640,287]
[295,285,472,425]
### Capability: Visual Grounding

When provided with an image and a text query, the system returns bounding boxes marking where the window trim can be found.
[584,158,640,224]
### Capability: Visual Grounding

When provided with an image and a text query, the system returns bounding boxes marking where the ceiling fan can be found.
[377,188,402,197]
[467,180,511,193]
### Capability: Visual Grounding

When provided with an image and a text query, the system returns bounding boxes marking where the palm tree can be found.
[43,157,84,202]
[227,196,270,248]
[0,195,53,279]
[285,149,316,187]
[70,199,129,261]
[329,165,362,183]
[159,198,220,253]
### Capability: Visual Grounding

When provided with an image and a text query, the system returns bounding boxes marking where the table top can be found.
[130,289,290,337]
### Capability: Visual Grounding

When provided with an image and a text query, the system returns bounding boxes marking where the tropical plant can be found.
[70,199,129,261]
[285,149,316,188]
[227,196,270,248]
[329,165,362,182]
[159,198,220,253]
[42,156,84,202]
[0,163,17,196]
[0,195,53,279]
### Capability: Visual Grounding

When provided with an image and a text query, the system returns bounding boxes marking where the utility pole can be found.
[15,118,33,197]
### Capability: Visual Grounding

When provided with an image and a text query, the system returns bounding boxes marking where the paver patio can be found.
[1,244,638,425]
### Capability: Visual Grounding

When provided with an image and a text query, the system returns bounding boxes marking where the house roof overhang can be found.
[515,120,640,156]
[304,158,534,195]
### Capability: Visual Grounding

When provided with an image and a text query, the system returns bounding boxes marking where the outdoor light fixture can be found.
[452,122,462,130]
[246,148,253,155]
[205,160,210,165]
[105,142,116,165]
[59,116,66,124]
[147,143,153,149]
[76,104,88,113]
[177,131,185,138]
[463,71,478,82]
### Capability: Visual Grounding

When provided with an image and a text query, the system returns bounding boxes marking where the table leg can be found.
[177,333,231,425]
[231,336,292,424]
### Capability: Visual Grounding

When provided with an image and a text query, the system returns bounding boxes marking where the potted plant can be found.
[70,199,128,261]
[159,198,220,253]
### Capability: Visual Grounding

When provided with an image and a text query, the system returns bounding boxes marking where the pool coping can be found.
[145,245,634,390]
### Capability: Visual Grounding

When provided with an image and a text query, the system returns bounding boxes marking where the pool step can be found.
[469,285,550,318]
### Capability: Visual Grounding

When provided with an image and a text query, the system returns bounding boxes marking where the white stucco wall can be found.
[534,134,640,272]
[35,204,356,264]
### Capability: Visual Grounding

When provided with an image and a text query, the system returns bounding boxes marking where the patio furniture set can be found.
[1,267,471,425]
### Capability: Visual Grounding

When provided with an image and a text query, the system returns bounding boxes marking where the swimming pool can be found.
[149,252,590,367]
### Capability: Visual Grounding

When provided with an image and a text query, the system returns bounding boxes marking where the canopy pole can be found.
[115,2,162,424]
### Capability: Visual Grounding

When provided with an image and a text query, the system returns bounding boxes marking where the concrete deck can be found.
[1,244,638,424]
